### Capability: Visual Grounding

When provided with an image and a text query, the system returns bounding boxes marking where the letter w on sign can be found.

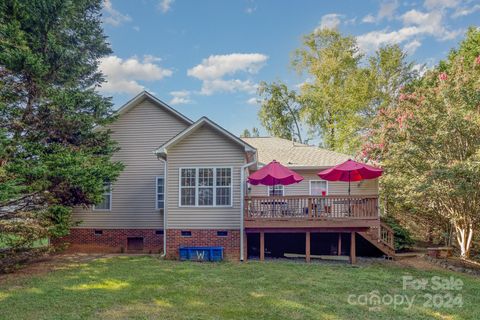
[196,250,205,260]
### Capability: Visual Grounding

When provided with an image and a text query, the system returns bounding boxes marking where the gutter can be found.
[240,153,257,261]
[156,156,168,258]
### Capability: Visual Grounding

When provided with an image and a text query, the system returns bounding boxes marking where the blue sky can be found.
[100,0,479,135]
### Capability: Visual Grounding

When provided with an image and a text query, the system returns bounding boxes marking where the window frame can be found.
[178,167,233,208]
[93,182,112,211]
[309,180,329,196]
[268,185,285,197]
[155,176,165,210]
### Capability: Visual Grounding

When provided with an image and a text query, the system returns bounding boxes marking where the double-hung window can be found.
[180,168,232,207]
[310,180,328,196]
[94,182,111,210]
[156,176,165,210]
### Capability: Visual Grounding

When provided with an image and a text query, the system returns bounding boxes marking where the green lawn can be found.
[0,256,479,320]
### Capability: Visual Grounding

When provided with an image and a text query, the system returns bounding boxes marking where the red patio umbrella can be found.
[318,159,383,195]
[248,160,304,186]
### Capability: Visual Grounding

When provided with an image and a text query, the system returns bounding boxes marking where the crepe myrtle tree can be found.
[0,0,123,249]
[360,28,480,258]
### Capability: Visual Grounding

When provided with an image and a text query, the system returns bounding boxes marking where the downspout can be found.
[240,152,257,261]
[157,156,168,258]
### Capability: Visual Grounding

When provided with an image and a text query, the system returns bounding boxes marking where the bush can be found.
[382,215,415,251]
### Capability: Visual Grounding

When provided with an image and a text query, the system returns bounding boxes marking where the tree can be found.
[361,28,480,258]
[257,30,415,154]
[0,0,123,249]
[240,127,260,138]
[293,29,370,153]
[257,81,303,143]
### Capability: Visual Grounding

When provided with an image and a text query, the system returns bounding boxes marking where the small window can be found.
[156,177,165,210]
[310,180,328,196]
[94,230,103,235]
[181,230,192,237]
[268,185,284,196]
[94,182,111,210]
[155,229,164,235]
[217,231,228,237]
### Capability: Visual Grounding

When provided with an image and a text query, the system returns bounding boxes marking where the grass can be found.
[0,256,479,319]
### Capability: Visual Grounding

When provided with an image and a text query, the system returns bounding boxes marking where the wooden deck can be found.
[244,195,380,229]
[243,195,395,263]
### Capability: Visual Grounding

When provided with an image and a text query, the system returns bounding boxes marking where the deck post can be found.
[305,231,311,262]
[260,231,265,261]
[350,232,356,264]
[244,231,248,262]
[337,233,342,256]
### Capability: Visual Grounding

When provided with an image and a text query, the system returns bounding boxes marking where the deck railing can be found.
[244,195,379,220]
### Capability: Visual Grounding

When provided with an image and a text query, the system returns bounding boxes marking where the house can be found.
[56,91,394,263]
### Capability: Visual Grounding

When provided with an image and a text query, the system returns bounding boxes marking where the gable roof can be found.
[115,91,193,125]
[241,137,350,168]
[155,117,256,156]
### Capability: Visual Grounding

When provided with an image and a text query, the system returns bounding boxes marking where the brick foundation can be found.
[166,229,240,260]
[52,228,164,254]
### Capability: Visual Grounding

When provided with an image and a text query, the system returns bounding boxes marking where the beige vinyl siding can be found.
[249,169,378,196]
[167,124,245,229]
[72,98,189,228]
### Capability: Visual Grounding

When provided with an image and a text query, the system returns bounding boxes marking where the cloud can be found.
[133,26,140,32]
[316,14,343,31]
[245,0,257,14]
[404,39,422,54]
[378,0,399,20]
[103,0,132,26]
[452,4,480,18]
[362,14,376,23]
[187,53,268,95]
[98,55,172,94]
[424,0,460,10]
[169,90,193,105]
[357,8,461,53]
[158,0,174,13]
[247,97,259,105]
[362,0,398,24]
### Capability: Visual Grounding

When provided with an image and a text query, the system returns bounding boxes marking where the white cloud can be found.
[316,14,343,31]
[362,0,398,24]
[378,0,399,20]
[158,0,174,13]
[133,26,140,32]
[187,53,268,95]
[247,97,259,105]
[358,8,462,53]
[424,0,460,10]
[103,0,132,26]
[98,55,172,94]
[452,4,480,18]
[404,39,422,54]
[245,0,257,14]
[169,90,193,105]
[362,14,376,23]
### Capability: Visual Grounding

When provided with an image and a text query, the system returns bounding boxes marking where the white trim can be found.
[93,182,112,211]
[155,176,165,210]
[268,185,285,196]
[155,117,256,156]
[309,180,329,196]
[178,166,234,208]
[240,154,257,262]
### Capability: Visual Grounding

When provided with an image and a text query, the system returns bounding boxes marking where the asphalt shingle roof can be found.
[241,137,350,168]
